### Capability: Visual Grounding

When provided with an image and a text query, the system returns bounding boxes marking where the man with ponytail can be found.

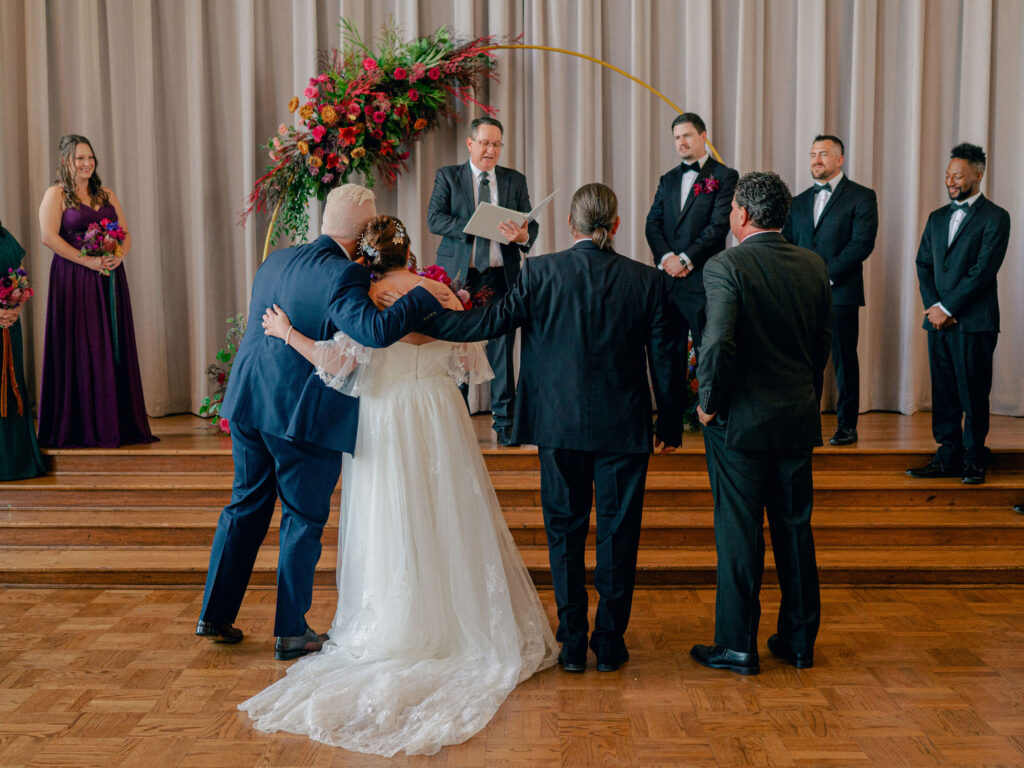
[426,183,681,673]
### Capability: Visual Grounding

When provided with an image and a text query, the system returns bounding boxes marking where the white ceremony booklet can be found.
[462,189,558,244]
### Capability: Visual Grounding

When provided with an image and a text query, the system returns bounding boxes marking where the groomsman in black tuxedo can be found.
[782,135,877,446]
[691,172,832,675]
[427,116,538,446]
[907,143,1010,485]
[426,184,682,673]
[646,112,738,371]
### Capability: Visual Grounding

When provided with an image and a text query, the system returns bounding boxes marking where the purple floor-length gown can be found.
[37,203,156,448]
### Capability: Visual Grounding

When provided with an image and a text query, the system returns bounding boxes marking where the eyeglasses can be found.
[471,139,503,150]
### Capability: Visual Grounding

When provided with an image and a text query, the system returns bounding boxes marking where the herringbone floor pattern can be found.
[4,585,1024,767]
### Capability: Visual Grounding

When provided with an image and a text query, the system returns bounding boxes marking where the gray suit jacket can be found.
[698,232,833,451]
[427,161,538,284]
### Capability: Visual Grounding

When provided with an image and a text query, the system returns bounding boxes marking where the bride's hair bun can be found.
[358,215,411,273]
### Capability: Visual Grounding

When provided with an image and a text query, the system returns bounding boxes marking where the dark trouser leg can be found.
[590,452,649,656]
[952,331,997,466]
[481,267,514,429]
[538,447,594,657]
[764,449,820,653]
[264,432,342,637]
[200,422,277,626]
[927,330,964,468]
[702,423,766,655]
[832,304,860,430]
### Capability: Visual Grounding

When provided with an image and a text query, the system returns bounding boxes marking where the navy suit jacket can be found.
[645,156,739,294]
[220,235,442,454]
[427,161,538,285]
[424,240,682,453]
[915,195,1010,333]
[782,176,878,306]
[698,233,833,452]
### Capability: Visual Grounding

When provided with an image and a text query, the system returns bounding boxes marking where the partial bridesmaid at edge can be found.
[0,221,46,480]
[37,134,155,448]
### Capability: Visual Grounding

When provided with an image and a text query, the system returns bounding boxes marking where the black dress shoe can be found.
[829,427,858,446]
[690,644,760,675]
[596,646,629,672]
[1014,504,1024,515]
[557,651,586,673]
[961,463,986,485]
[275,626,327,661]
[196,620,243,644]
[906,457,960,479]
[494,427,520,448]
[767,634,813,668]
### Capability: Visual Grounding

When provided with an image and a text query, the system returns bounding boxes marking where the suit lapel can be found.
[946,195,983,251]
[496,166,510,207]
[457,162,474,210]
[677,157,717,230]
[813,176,847,231]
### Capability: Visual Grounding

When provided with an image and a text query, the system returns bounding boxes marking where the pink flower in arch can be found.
[393,66,407,79]
[303,85,318,99]
[407,88,419,102]
[427,66,441,80]
[362,57,377,71]
[311,125,327,142]
[372,111,386,124]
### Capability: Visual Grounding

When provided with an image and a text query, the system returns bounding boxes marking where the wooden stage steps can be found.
[2,413,1023,587]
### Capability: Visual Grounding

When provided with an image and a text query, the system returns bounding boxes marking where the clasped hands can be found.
[0,306,21,329]
[925,304,956,330]
[663,256,694,279]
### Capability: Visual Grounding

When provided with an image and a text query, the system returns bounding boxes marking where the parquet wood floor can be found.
[3,585,1024,767]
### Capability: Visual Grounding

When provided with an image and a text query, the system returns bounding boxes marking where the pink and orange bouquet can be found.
[0,266,33,310]
[243,19,505,245]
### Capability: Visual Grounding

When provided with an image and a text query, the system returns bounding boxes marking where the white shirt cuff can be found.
[937,302,952,317]
[658,252,674,269]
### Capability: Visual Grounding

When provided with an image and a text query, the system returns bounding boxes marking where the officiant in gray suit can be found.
[427,116,538,446]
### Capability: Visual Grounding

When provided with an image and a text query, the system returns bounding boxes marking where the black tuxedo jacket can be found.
[781,176,878,306]
[915,195,1010,333]
[427,161,538,285]
[698,232,833,451]
[645,156,739,292]
[424,240,682,453]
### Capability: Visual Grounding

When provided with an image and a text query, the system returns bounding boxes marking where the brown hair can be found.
[56,135,109,211]
[358,215,412,273]
[569,183,618,250]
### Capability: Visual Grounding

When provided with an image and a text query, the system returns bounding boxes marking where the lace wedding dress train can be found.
[240,338,558,756]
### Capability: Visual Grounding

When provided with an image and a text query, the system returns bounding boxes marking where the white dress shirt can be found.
[813,171,843,226]
[935,191,982,317]
[470,161,503,269]
[658,153,710,271]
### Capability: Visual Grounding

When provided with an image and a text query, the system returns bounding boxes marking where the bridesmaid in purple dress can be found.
[36,134,155,448]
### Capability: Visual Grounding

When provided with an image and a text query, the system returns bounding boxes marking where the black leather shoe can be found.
[690,644,760,675]
[596,646,629,672]
[494,427,520,448]
[1014,505,1024,515]
[961,463,986,485]
[906,457,960,479]
[557,650,586,673]
[829,427,858,446]
[196,620,243,644]
[275,626,327,661]
[767,634,813,668]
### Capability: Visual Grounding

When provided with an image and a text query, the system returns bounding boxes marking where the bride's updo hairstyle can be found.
[358,215,412,273]
[568,182,618,251]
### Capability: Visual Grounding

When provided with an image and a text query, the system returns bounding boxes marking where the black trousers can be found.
[832,304,860,430]
[702,423,820,655]
[927,328,997,467]
[537,447,649,658]
[462,266,515,429]
[663,277,705,402]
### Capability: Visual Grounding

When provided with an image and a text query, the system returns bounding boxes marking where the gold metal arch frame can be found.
[485,44,724,163]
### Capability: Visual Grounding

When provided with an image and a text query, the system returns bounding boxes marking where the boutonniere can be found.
[692,177,720,197]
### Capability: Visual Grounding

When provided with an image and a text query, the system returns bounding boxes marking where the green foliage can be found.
[199,314,247,433]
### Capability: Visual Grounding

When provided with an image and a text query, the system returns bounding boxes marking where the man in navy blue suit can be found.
[427,116,538,446]
[907,143,1010,485]
[196,185,445,659]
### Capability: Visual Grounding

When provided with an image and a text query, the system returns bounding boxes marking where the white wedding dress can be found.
[239,336,558,756]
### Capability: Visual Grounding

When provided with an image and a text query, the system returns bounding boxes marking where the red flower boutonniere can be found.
[692,177,720,197]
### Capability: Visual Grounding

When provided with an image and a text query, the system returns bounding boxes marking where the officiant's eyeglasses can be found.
[471,139,503,150]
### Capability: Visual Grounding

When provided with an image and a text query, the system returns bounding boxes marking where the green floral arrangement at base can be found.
[199,314,246,434]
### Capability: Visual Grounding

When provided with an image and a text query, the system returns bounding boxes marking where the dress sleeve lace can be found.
[313,331,376,396]
[445,341,494,386]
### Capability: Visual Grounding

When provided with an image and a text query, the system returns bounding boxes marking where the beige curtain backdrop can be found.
[1,0,1021,417]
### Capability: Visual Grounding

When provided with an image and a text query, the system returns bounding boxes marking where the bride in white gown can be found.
[241,215,558,756]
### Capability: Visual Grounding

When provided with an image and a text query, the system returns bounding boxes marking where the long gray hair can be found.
[569,183,618,250]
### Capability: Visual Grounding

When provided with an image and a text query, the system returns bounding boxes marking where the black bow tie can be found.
[813,182,832,194]
[681,161,700,174]
[950,201,968,212]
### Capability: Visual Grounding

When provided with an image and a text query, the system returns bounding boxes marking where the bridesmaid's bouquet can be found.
[0,266,33,310]
[78,218,127,276]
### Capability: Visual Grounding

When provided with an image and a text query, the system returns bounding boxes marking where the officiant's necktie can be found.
[474,173,491,270]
